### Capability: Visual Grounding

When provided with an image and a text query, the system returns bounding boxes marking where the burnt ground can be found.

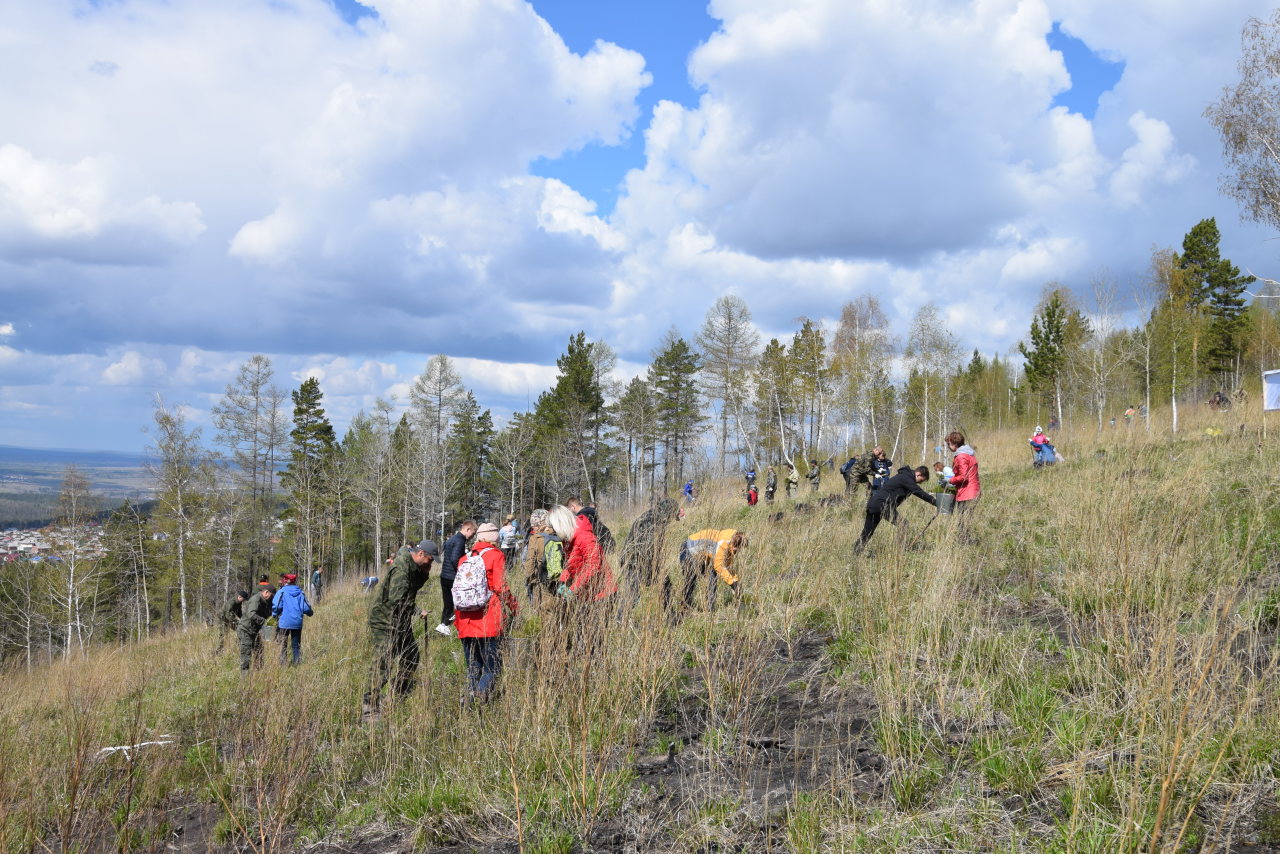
[305,629,886,854]
[224,621,1280,852]
[591,629,886,852]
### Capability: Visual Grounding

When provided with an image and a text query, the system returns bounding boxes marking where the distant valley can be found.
[0,444,154,526]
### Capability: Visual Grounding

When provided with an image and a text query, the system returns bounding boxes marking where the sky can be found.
[0,0,1276,452]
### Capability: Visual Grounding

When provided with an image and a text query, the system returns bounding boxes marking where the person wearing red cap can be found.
[271,573,314,666]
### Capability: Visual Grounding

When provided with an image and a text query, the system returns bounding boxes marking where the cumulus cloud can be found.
[101,350,166,386]
[0,145,204,263]
[1,0,1276,451]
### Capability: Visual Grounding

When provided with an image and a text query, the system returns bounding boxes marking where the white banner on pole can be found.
[1264,369,1280,411]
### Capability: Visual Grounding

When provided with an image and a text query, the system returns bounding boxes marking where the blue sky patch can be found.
[328,0,377,26]
[529,0,716,214]
[1047,21,1124,120]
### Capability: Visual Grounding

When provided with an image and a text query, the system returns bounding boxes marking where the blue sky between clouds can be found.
[328,1,1126,214]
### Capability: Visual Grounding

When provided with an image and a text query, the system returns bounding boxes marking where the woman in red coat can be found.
[454,522,518,699]
[548,506,617,601]
[945,430,981,512]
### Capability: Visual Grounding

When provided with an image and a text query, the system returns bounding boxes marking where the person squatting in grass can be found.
[216,589,247,655]
[238,585,275,672]
[272,573,315,666]
[453,522,519,701]
[363,539,438,716]
[436,519,476,637]
[671,529,747,616]
[855,465,938,552]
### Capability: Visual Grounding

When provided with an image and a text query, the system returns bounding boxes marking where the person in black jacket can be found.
[434,519,476,637]
[856,466,937,551]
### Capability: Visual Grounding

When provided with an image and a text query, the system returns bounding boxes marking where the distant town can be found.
[0,523,108,563]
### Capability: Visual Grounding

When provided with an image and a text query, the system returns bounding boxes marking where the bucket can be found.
[936,493,956,515]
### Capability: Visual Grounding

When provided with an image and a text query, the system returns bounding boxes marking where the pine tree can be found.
[283,377,336,576]
[1019,288,1086,428]
[649,331,702,488]
[612,376,658,500]
[446,392,493,520]
[1176,218,1255,379]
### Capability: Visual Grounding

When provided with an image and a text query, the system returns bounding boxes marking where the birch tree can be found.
[697,295,760,472]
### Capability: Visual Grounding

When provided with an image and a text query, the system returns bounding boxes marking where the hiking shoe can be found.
[434,623,452,637]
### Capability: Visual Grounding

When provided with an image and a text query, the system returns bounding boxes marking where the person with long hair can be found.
[547,505,617,602]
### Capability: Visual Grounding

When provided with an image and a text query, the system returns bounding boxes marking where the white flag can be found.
[1264,370,1280,411]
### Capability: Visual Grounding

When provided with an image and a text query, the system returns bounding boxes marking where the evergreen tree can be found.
[1176,218,1255,377]
[1019,288,1087,428]
[283,377,336,575]
[535,332,608,502]
[649,331,703,487]
[789,319,832,457]
[446,391,494,520]
[612,376,658,500]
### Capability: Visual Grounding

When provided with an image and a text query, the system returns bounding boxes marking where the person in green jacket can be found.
[237,586,275,672]
[363,540,439,717]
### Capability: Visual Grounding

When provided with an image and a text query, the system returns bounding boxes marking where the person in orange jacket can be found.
[674,529,747,613]
[454,522,519,700]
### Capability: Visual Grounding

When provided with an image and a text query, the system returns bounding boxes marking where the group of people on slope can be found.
[361,496,749,716]
[852,431,980,551]
[222,571,317,671]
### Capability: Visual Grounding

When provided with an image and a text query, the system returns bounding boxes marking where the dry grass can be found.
[4,410,1280,852]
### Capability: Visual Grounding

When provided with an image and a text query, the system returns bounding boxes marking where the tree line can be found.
[1,215,1274,667]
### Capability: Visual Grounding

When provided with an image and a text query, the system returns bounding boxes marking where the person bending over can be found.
[855,466,937,551]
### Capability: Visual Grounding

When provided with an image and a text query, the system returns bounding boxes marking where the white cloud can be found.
[101,350,165,386]
[1109,112,1196,208]
[0,144,204,263]
[1,0,1277,451]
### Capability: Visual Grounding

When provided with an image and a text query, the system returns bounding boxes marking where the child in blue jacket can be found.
[272,573,315,665]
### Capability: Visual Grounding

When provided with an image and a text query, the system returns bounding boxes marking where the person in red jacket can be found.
[945,431,980,513]
[547,505,617,602]
[454,522,518,700]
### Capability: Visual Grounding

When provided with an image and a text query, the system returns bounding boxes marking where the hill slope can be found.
[3,426,1280,852]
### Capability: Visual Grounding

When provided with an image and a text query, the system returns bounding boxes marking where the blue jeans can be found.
[279,627,302,665]
[462,637,502,696]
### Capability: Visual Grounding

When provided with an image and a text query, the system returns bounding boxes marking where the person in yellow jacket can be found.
[670,529,748,614]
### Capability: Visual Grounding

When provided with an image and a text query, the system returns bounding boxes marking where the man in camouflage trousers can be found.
[620,497,683,608]
[363,539,439,717]
[238,586,275,671]
[846,446,890,495]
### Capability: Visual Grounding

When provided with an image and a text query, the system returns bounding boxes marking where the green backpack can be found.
[541,535,565,591]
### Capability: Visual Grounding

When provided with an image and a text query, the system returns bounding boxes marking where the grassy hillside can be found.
[4,416,1280,852]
